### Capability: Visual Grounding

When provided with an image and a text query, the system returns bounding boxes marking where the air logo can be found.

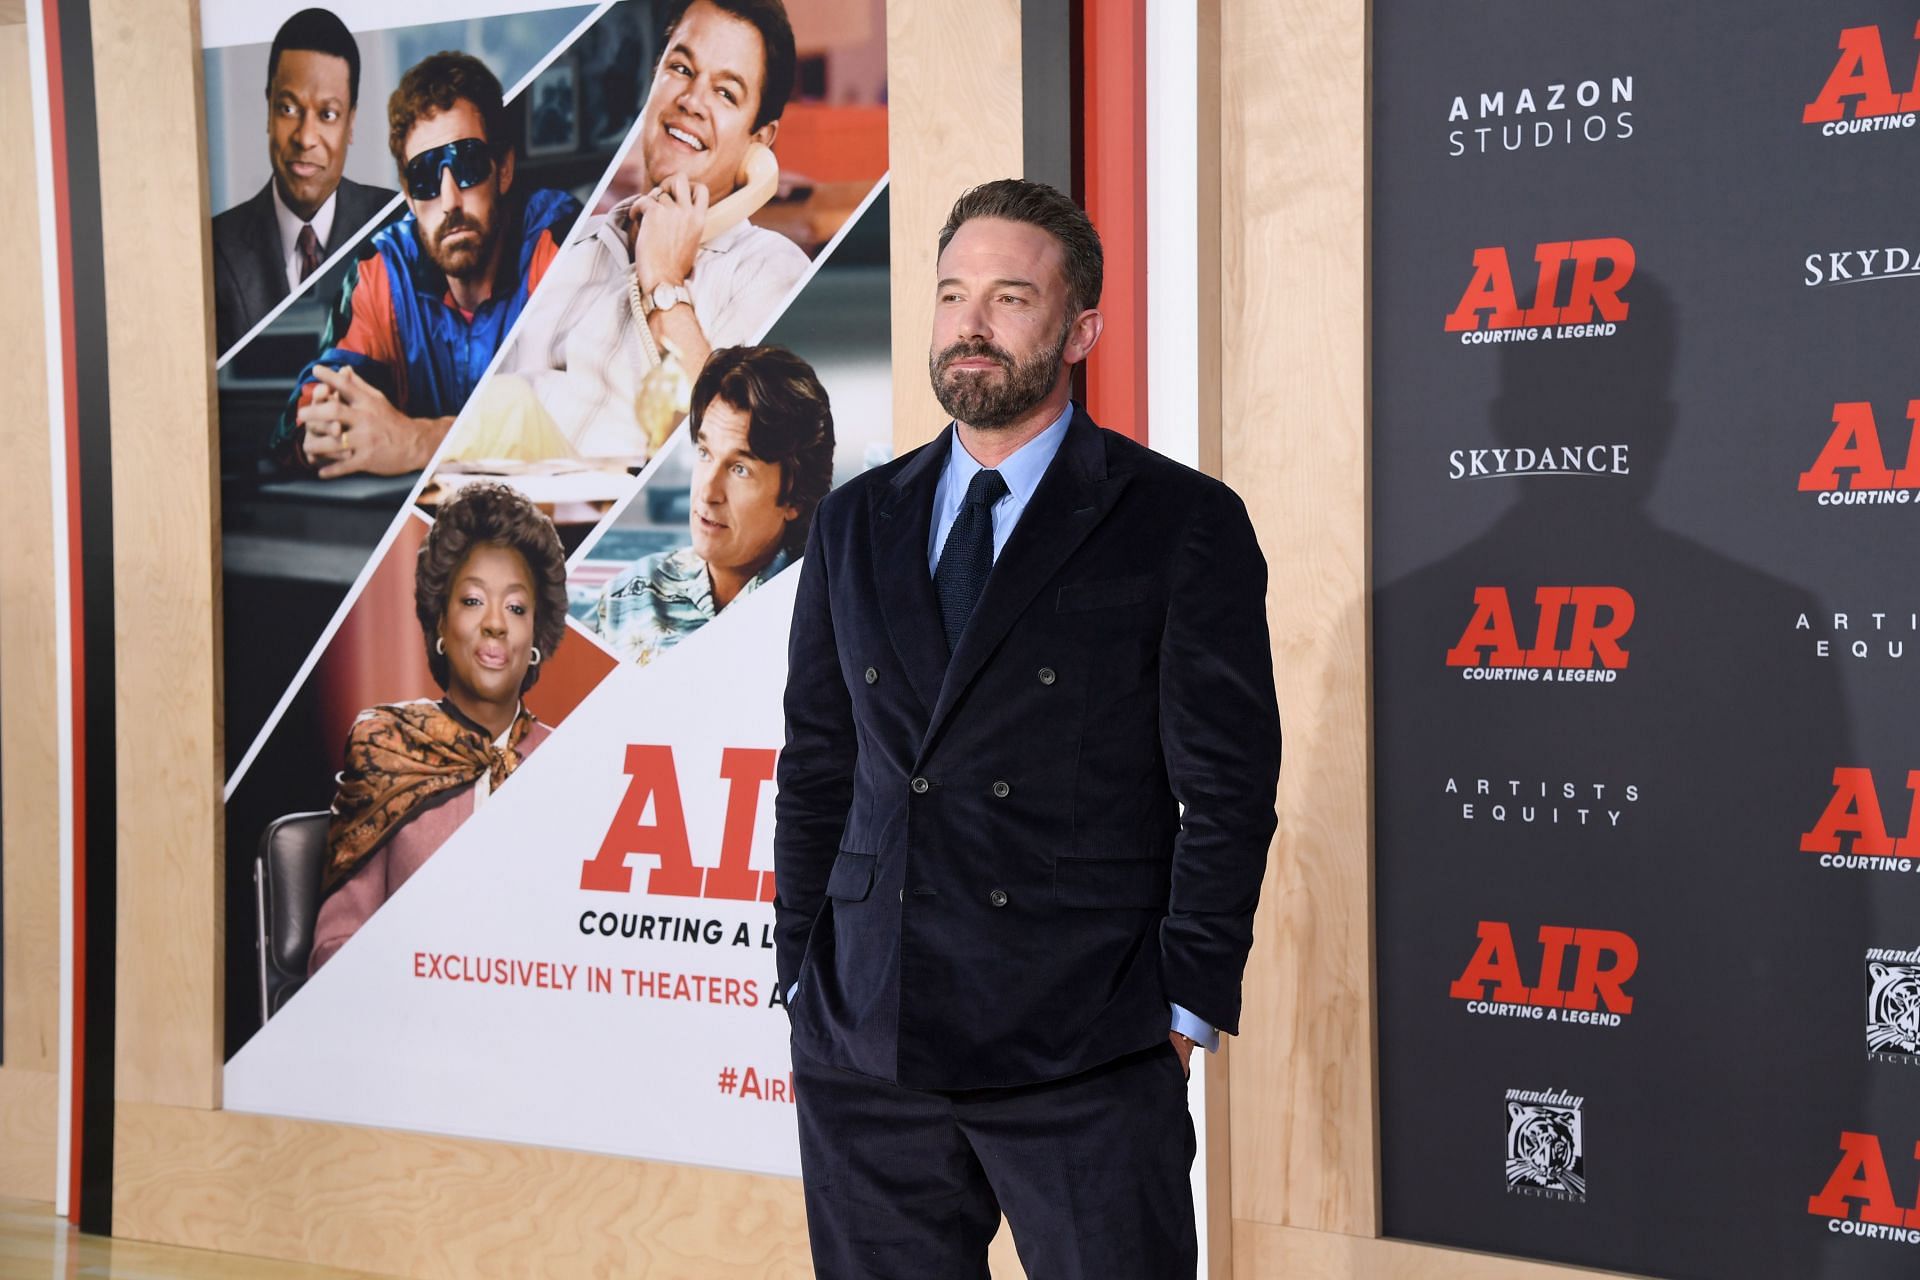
[1808,1133,1920,1245]
[580,745,779,901]
[1799,401,1920,506]
[1445,587,1634,683]
[1450,921,1637,1027]
[1445,239,1634,345]
[1801,767,1920,875]
[1804,24,1920,136]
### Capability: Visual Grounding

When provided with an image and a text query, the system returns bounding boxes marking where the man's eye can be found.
[277,102,296,116]
[718,88,736,105]
[999,295,1025,306]
[669,60,692,77]
[732,463,750,477]
[320,109,338,122]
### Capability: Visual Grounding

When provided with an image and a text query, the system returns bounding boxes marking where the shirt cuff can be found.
[1169,1004,1219,1053]
[787,981,799,1004]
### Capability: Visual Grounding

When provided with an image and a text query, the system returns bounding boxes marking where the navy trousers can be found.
[793,1041,1198,1280]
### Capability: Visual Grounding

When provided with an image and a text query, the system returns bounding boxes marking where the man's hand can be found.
[629,171,708,292]
[1170,1031,1195,1079]
[297,364,445,478]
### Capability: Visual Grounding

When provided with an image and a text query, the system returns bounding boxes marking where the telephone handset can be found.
[699,142,780,244]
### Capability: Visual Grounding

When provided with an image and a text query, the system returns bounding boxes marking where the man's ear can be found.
[496,146,517,197]
[1063,308,1104,366]
[751,119,779,152]
[346,106,356,146]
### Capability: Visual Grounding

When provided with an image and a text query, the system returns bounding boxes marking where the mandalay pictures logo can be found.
[1867,951,1920,1065]
[1445,587,1634,684]
[1804,23,1920,137]
[1506,1089,1587,1202]
[1800,767,1920,876]
[1446,239,1634,345]
[1808,1133,1920,1246]
[1446,75,1635,157]
[1797,401,1920,504]
[1452,922,1637,1029]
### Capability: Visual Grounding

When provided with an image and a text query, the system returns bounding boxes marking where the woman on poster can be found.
[308,483,569,973]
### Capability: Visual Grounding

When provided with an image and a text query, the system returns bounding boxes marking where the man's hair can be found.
[938,179,1104,317]
[268,8,363,108]
[415,483,568,693]
[688,345,835,556]
[659,0,796,132]
[388,51,512,172]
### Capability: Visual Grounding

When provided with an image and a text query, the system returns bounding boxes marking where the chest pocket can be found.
[1056,574,1155,613]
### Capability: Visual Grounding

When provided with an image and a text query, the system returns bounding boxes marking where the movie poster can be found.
[209,0,890,1173]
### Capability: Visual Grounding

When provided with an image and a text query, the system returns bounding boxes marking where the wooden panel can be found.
[886,0,1024,453]
[1218,0,1375,1236]
[92,0,226,1109]
[3,1196,390,1279]
[114,1103,818,1279]
[0,1069,57,1201]
[0,20,60,1086]
[1232,1219,1643,1280]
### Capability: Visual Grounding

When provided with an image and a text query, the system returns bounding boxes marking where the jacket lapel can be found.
[920,411,1129,757]
[246,182,291,312]
[871,431,952,717]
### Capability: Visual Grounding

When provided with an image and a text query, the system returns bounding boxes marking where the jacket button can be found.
[991,780,1010,798]
[989,888,1009,907]
[911,776,930,794]
[864,667,878,684]
[1038,667,1056,685]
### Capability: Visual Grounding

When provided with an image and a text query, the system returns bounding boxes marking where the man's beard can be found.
[929,328,1067,430]
[426,208,497,281]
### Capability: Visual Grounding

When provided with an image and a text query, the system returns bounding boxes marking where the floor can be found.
[0,1200,395,1280]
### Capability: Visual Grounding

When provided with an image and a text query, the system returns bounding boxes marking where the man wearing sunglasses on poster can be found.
[502,0,809,455]
[270,51,581,478]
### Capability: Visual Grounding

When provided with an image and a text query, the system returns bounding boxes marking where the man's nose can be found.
[955,297,992,341]
[293,110,320,151]
[437,164,465,209]
[695,462,726,503]
[675,76,711,119]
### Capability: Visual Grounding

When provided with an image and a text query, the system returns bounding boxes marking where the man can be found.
[271,51,582,477]
[211,8,397,354]
[773,179,1282,1277]
[591,345,834,664]
[503,0,810,458]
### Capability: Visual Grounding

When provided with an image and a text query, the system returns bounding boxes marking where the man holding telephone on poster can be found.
[502,0,808,457]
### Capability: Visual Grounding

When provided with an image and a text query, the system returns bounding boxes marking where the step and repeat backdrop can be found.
[1375,4,1920,1277]
[204,0,890,1174]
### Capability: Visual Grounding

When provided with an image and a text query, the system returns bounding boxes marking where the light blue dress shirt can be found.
[792,406,1219,1055]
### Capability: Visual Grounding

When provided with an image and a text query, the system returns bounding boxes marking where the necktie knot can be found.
[964,468,1008,509]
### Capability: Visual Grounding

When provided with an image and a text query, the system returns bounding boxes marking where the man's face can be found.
[403,99,514,283]
[638,1,778,199]
[929,217,1080,429]
[689,399,797,581]
[268,48,354,221]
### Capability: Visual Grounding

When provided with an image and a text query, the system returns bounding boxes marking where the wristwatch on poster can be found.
[640,280,693,317]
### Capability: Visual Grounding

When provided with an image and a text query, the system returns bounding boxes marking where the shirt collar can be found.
[944,401,1074,506]
[270,179,337,256]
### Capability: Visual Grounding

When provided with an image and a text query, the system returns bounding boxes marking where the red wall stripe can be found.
[1079,0,1148,443]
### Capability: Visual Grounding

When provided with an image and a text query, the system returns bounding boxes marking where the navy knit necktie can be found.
[934,468,1008,651]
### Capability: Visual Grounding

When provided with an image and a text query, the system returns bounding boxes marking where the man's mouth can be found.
[665,123,708,152]
[286,160,321,179]
[695,509,727,531]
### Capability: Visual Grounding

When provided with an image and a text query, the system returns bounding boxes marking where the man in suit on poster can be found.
[774,178,1282,1278]
[211,8,397,354]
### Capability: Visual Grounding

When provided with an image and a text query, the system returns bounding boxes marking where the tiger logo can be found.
[1505,1103,1586,1195]
[1867,961,1920,1057]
